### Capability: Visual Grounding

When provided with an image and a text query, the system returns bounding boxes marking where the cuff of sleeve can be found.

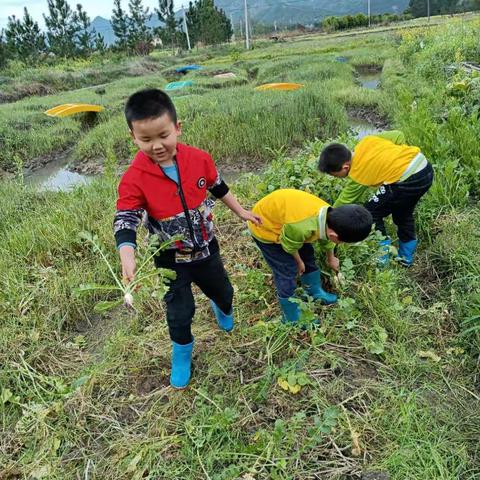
[325,241,336,251]
[280,242,299,255]
[209,180,229,199]
[117,242,137,250]
[115,229,137,249]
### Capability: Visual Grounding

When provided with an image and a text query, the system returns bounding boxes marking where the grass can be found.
[1,13,480,480]
[1,29,394,174]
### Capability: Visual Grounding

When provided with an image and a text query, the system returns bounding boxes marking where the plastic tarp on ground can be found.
[44,104,104,117]
[165,81,194,91]
[254,83,304,92]
[175,65,203,73]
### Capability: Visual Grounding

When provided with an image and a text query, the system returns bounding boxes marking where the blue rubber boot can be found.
[378,239,391,267]
[278,297,301,324]
[170,339,194,389]
[397,239,417,267]
[210,300,234,332]
[300,270,338,305]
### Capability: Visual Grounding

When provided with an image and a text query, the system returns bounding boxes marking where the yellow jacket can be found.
[248,189,334,254]
[334,130,426,207]
[350,133,421,186]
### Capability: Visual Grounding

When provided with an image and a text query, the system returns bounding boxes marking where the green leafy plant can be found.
[74,231,177,313]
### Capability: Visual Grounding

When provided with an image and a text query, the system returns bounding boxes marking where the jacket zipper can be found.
[163,158,201,252]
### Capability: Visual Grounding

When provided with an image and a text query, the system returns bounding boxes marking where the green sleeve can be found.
[375,130,406,145]
[333,178,369,207]
[279,217,317,254]
[319,239,336,252]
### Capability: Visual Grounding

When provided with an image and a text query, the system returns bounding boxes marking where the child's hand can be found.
[240,208,262,225]
[296,259,306,275]
[327,255,340,272]
[119,245,136,284]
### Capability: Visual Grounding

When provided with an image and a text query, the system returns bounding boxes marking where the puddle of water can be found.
[24,151,92,192]
[358,73,380,90]
[349,118,380,140]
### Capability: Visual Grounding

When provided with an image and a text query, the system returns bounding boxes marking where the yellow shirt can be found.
[350,135,421,186]
[248,189,333,253]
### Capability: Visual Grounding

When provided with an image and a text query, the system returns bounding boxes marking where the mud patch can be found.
[354,64,383,74]
[362,472,390,480]
[347,107,390,130]
[73,307,131,360]
[135,366,170,395]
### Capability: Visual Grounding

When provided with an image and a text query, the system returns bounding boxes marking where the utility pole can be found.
[368,0,371,27]
[230,14,235,41]
[240,19,243,38]
[182,5,191,50]
[427,0,430,22]
[244,0,250,49]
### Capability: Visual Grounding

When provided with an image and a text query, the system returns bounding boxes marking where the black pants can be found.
[155,251,234,345]
[365,163,434,242]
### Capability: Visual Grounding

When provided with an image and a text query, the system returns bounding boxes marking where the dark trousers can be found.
[253,238,318,298]
[365,162,434,242]
[155,252,233,345]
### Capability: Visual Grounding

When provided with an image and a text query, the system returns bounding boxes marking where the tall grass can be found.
[1,17,480,479]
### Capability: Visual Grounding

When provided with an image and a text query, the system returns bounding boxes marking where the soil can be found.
[347,106,390,130]
[362,472,390,480]
[354,64,383,74]
[135,365,170,395]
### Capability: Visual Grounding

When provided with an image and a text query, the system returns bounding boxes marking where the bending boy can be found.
[248,189,372,324]
[318,131,433,266]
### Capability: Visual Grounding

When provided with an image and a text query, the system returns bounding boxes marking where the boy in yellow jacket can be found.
[248,189,372,324]
[318,131,434,266]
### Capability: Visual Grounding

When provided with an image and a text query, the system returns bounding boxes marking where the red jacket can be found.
[117,143,220,217]
[114,143,228,254]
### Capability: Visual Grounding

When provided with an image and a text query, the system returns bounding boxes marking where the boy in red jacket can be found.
[114,89,260,389]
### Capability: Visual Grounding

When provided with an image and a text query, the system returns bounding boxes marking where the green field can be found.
[1,15,480,480]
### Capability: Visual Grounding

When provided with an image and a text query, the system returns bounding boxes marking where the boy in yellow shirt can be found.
[318,131,433,266]
[248,189,372,324]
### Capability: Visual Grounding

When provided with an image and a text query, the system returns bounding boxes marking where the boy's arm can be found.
[203,153,262,225]
[292,250,305,275]
[280,225,308,275]
[333,178,369,207]
[325,248,340,272]
[114,178,146,283]
[220,191,262,225]
[375,130,406,145]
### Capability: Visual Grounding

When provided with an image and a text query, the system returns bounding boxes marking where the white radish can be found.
[124,292,134,308]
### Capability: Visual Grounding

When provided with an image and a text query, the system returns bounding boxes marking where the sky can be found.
[0,0,185,29]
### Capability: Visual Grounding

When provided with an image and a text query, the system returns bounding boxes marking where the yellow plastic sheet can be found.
[254,82,304,92]
[44,104,104,118]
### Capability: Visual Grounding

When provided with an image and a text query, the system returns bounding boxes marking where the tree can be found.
[0,29,9,69]
[156,0,181,52]
[111,0,130,50]
[186,0,232,47]
[75,4,95,56]
[5,7,46,64]
[408,0,480,17]
[94,32,107,53]
[128,0,153,55]
[44,0,81,57]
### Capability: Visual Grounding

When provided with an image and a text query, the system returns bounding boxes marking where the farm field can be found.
[1,14,480,480]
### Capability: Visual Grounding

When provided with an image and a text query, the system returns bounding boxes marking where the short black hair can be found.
[327,205,373,242]
[318,143,352,173]
[125,88,177,129]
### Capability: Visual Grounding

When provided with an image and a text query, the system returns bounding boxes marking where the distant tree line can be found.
[407,0,480,16]
[0,0,232,66]
[318,12,413,33]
